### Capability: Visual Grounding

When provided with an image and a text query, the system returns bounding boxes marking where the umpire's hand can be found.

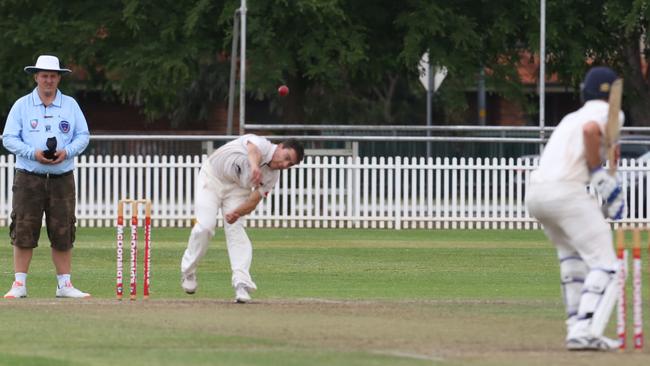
[35,149,53,164]
[35,149,67,164]
[51,149,67,164]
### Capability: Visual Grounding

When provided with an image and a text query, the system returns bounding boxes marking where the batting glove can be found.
[590,167,627,220]
[604,192,627,220]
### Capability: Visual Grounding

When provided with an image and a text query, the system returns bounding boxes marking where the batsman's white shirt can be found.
[531,100,624,184]
[527,99,624,271]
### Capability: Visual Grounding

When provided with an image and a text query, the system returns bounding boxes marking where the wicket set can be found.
[616,227,649,350]
[116,199,152,300]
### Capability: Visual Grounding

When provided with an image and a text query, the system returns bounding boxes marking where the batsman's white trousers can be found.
[181,164,257,290]
[526,182,616,270]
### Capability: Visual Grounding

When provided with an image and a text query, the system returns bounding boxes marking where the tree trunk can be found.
[372,74,399,124]
[283,75,306,124]
[623,40,650,126]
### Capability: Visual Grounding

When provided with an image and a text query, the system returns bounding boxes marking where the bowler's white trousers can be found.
[181,163,257,290]
[526,181,616,271]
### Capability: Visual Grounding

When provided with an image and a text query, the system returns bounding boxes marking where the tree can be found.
[2,1,647,128]
[543,0,650,126]
[238,0,367,124]
[398,1,536,123]
[0,0,230,128]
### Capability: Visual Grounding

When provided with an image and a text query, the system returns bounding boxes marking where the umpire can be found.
[2,55,90,298]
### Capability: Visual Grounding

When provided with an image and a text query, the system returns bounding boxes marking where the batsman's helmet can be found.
[581,66,618,102]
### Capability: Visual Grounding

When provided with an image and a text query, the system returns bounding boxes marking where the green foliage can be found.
[247,0,365,86]
[0,0,229,126]
[399,1,535,118]
[1,1,649,127]
[541,0,650,124]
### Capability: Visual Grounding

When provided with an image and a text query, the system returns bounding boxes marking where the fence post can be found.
[354,156,361,228]
[395,156,402,230]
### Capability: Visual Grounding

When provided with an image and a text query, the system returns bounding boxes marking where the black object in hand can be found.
[44,137,57,160]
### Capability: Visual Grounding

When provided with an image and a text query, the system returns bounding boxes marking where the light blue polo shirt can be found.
[3,88,90,174]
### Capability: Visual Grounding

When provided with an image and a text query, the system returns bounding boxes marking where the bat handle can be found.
[607,145,619,175]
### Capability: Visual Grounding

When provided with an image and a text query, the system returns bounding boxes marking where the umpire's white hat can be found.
[24,55,71,74]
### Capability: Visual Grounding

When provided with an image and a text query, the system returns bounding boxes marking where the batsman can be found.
[526,66,626,351]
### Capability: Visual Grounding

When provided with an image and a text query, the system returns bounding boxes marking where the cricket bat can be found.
[605,78,623,175]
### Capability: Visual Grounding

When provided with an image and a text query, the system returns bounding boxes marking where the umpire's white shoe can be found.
[566,336,620,351]
[56,282,91,298]
[3,281,27,299]
[235,284,251,303]
[181,273,197,294]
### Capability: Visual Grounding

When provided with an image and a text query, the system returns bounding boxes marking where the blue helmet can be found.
[581,66,618,101]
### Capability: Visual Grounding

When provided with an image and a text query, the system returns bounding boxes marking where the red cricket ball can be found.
[278,85,289,97]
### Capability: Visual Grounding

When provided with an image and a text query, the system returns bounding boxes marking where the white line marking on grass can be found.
[372,350,445,362]
[0,298,557,307]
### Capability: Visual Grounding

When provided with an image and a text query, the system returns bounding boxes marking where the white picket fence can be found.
[0,155,648,229]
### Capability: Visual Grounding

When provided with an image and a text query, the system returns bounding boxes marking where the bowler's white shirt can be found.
[206,134,279,196]
[532,100,624,184]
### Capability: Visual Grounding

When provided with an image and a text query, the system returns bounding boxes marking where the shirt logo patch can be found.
[59,120,70,133]
[30,119,38,129]
[45,125,51,132]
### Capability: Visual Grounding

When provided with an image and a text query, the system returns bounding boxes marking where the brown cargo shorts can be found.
[9,170,77,250]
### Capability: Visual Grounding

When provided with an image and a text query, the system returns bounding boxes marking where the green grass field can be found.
[0,228,648,366]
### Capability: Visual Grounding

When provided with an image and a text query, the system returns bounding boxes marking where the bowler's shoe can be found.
[235,284,251,303]
[181,273,198,294]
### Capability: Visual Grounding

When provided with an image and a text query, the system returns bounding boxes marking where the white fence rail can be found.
[0,155,648,229]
